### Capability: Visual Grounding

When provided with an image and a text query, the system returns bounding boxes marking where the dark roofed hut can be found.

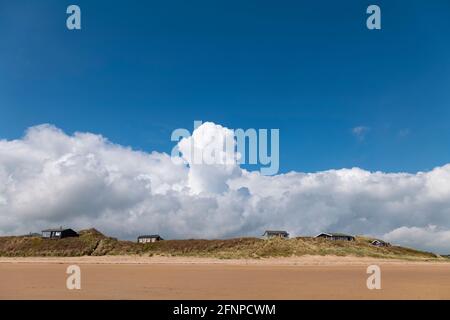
[137,235,164,244]
[262,230,289,239]
[42,228,79,239]
[371,239,391,247]
[315,232,355,241]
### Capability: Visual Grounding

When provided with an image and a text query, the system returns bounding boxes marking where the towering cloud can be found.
[1,123,450,253]
[177,122,241,194]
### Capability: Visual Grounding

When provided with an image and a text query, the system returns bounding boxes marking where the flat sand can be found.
[0,256,449,299]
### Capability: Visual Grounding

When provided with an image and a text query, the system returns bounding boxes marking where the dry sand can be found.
[0,255,449,299]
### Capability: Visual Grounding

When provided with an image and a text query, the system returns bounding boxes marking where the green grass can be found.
[0,229,443,261]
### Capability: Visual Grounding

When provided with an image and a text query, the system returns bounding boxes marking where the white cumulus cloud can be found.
[177,122,241,194]
[1,122,450,254]
[383,226,450,254]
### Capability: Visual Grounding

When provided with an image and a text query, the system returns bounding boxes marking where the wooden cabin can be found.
[315,232,355,241]
[262,230,289,239]
[371,239,391,247]
[137,235,164,243]
[41,228,79,239]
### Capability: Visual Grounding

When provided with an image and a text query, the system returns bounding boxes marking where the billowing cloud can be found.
[383,226,450,254]
[1,123,450,253]
[177,122,241,194]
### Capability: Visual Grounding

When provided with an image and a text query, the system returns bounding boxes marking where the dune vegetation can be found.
[0,229,443,261]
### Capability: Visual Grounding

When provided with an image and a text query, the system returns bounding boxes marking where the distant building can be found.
[42,228,79,239]
[137,235,164,243]
[22,232,42,238]
[315,232,355,241]
[262,230,289,239]
[371,239,391,247]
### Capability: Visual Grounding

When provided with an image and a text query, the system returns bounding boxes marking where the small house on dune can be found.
[316,232,355,241]
[371,239,391,247]
[42,228,79,239]
[137,235,164,243]
[262,230,289,239]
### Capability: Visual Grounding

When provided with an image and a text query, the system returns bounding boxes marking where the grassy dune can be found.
[0,229,442,260]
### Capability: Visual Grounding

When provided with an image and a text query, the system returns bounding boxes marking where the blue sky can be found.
[1,0,450,174]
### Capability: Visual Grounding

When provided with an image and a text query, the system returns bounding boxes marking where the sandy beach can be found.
[0,255,449,300]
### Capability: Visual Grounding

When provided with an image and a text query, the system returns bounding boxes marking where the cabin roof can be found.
[263,230,289,235]
[138,234,162,239]
[371,239,388,244]
[316,232,355,238]
[42,228,73,232]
